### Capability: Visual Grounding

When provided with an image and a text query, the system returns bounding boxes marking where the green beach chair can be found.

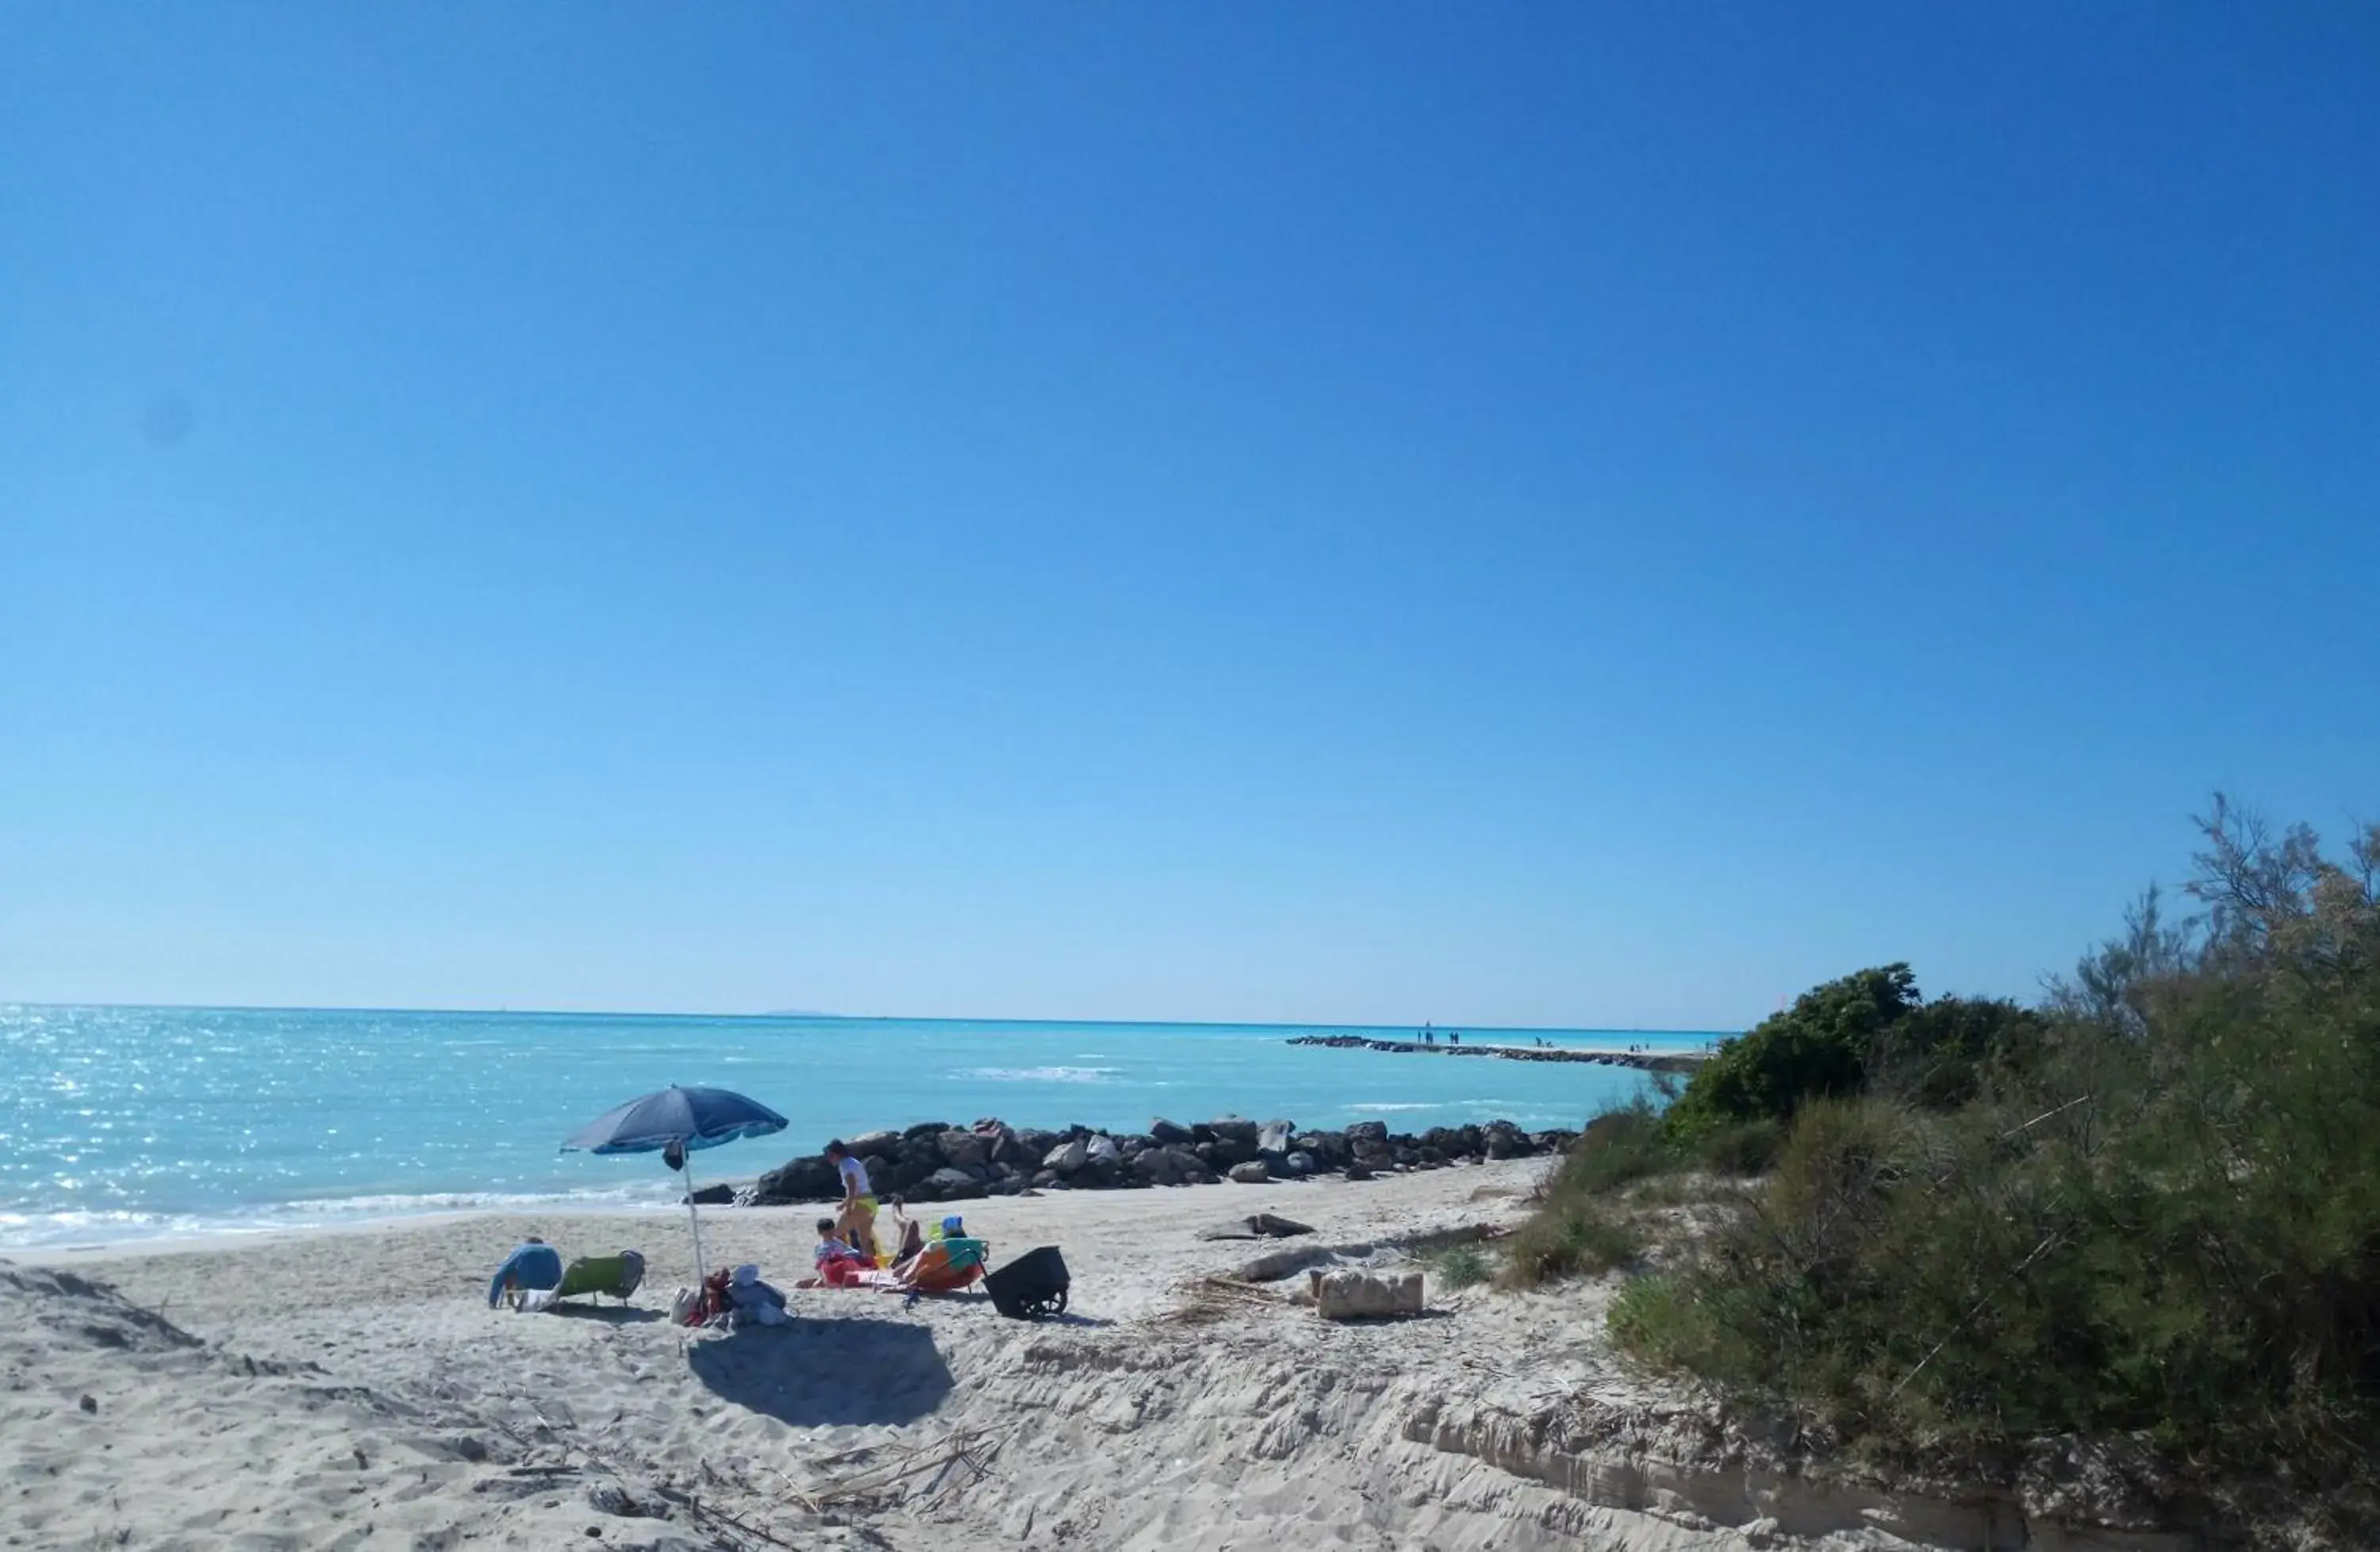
[554,1250,646,1305]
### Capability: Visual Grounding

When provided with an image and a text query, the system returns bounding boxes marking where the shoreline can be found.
[5,1097,1626,1257]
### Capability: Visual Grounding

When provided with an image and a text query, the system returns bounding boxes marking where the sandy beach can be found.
[0,1159,1780,1552]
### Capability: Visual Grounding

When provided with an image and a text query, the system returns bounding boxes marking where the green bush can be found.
[1434,1243,1491,1289]
[1608,804,2380,1534]
[1606,1274,1760,1381]
[1692,1117,1783,1176]
[1503,1206,1638,1289]
[1555,1099,1675,1196]
[1662,965,1918,1141]
[1664,965,2044,1141]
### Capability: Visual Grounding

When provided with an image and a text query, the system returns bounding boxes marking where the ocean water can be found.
[0,1005,1723,1248]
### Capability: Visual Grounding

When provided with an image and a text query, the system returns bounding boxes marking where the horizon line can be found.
[0,998,1741,1038]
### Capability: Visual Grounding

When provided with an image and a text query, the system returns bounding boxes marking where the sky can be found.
[3,6,2376,1029]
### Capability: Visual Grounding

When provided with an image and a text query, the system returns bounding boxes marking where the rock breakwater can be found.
[1288,1033,1707,1074]
[741,1114,1580,1208]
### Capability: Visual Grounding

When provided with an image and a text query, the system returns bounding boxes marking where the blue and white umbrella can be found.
[562,1085,788,1282]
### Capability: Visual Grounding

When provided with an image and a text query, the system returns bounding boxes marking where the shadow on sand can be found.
[685,1314,954,1427]
[546,1303,666,1325]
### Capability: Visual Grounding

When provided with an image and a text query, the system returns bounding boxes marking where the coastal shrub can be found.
[1434,1243,1491,1289]
[1556,1099,1675,1196]
[1660,966,1918,1141]
[1606,1275,1760,1381]
[1609,803,2380,1532]
[1663,965,2046,1142]
[1691,1117,1783,1176]
[1502,1207,1638,1289]
[1865,995,2047,1110]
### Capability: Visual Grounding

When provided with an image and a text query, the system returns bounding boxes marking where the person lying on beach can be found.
[885,1195,925,1264]
[486,1235,562,1308]
[823,1140,881,1259]
[877,1227,991,1297]
[812,1218,875,1287]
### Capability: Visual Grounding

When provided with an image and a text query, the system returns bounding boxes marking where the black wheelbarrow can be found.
[984,1245,1069,1320]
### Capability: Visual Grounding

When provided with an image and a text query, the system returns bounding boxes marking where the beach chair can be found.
[554,1250,646,1305]
[900,1235,989,1294]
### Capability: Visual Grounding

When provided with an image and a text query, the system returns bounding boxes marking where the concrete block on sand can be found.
[1309,1267,1425,1320]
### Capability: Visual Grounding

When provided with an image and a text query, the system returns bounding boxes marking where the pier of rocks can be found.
[739,1114,1581,1208]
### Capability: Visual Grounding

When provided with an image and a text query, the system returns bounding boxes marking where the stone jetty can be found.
[1285,1033,1707,1074]
[740,1114,1580,1208]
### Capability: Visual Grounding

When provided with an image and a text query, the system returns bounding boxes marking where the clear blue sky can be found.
[4,6,2374,1028]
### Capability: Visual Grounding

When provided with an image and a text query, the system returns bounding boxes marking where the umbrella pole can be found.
[681,1152,706,1286]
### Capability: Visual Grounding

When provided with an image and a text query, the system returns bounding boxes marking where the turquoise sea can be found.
[0,1006,1724,1249]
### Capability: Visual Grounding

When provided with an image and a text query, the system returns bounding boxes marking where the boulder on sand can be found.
[1228,1160,1271,1184]
[1044,1138,1089,1174]
[1150,1118,1194,1146]
[1198,1212,1314,1242]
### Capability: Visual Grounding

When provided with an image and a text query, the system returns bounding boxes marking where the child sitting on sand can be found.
[812,1218,873,1288]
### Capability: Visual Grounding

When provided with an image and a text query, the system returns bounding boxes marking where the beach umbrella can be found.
[561,1085,788,1285]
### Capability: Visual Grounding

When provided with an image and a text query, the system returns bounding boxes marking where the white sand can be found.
[2,1166,1929,1552]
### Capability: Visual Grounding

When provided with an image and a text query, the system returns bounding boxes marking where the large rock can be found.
[849,1129,903,1158]
[750,1154,839,1204]
[939,1129,990,1168]
[1084,1134,1122,1166]
[1257,1120,1296,1154]
[1150,1118,1194,1146]
[923,1166,988,1200]
[1132,1145,1202,1186]
[876,1154,936,1198]
[1310,1269,1425,1320]
[1284,1151,1317,1177]
[1345,1120,1389,1146]
[1014,1127,1062,1161]
[1208,1116,1260,1147]
[1044,1138,1088,1174]
[903,1120,955,1141]
[1228,1160,1271,1184]
[1296,1131,1348,1167]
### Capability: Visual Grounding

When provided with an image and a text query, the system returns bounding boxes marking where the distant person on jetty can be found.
[824,1140,880,1259]
[485,1235,562,1308]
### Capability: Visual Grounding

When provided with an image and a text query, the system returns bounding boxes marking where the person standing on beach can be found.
[823,1141,880,1260]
